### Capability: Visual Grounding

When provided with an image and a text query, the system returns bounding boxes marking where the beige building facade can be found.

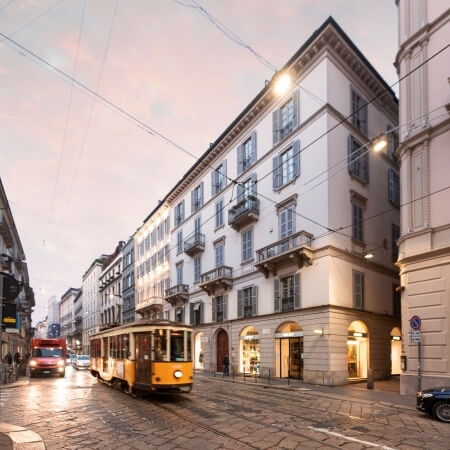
[395,1,450,394]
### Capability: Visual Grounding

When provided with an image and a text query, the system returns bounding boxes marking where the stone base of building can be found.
[401,373,450,396]
[303,369,348,386]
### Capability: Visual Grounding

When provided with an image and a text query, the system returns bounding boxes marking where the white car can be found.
[72,355,90,370]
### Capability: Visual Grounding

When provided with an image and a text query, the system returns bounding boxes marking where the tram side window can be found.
[186,331,192,361]
[91,339,101,357]
[116,335,129,359]
[154,329,167,361]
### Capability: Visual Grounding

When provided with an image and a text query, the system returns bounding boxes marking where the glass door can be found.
[135,332,152,384]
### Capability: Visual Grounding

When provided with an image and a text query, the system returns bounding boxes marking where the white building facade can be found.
[99,242,125,329]
[134,204,171,321]
[82,256,107,354]
[59,288,79,351]
[395,1,450,394]
[163,18,401,385]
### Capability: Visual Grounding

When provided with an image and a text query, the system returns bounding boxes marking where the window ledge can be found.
[351,238,367,248]
[215,224,225,232]
[349,172,369,186]
[241,258,254,267]
[276,176,298,193]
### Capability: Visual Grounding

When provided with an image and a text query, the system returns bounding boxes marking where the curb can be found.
[0,424,45,449]
[0,380,30,390]
[199,375,416,412]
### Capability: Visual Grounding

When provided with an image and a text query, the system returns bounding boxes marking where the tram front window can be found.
[154,329,167,361]
[171,331,185,361]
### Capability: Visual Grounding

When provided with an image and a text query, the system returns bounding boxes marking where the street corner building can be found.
[395,1,450,395]
[132,17,406,387]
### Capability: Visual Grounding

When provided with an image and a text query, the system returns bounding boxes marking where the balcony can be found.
[135,296,164,315]
[165,284,189,306]
[255,230,313,278]
[199,265,233,295]
[228,195,259,230]
[0,213,13,248]
[184,232,205,257]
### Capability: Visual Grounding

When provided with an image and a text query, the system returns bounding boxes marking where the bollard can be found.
[367,369,374,389]
[255,372,257,383]
[232,366,234,381]
[268,369,271,385]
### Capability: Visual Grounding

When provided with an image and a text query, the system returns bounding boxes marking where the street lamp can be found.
[273,72,291,96]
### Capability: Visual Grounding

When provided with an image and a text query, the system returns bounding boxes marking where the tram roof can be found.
[90,319,193,337]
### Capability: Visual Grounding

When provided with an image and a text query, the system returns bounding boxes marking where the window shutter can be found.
[181,307,185,324]
[251,131,257,164]
[181,200,185,221]
[293,139,300,178]
[351,90,357,126]
[251,286,258,316]
[347,135,354,174]
[199,181,204,207]
[272,110,280,145]
[222,159,227,188]
[292,89,300,129]
[237,289,244,318]
[388,168,394,203]
[362,151,369,183]
[212,298,217,322]
[362,99,368,135]
[190,303,194,325]
[200,302,204,324]
[191,190,195,213]
[211,169,217,196]
[237,183,244,203]
[294,273,301,309]
[274,279,280,312]
[223,295,228,321]
[250,173,257,197]
[237,144,244,175]
[272,155,280,190]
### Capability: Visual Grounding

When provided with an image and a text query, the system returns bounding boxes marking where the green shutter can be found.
[223,295,228,321]
[237,290,244,318]
[251,286,258,316]
[294,273,301,309]
[274,279,280,312]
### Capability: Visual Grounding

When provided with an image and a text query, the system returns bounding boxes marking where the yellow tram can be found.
[89,320,193,393]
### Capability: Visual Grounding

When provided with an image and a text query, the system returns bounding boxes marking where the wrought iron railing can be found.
[200,265,233,284]
[184,232,205,253]
[165,284,189,297]
[228,195,259,224]
[256,231,312,262]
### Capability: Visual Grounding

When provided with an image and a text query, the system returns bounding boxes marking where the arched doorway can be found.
[390,327,402,375]
[240,326,260,374]
[347,321,369,379]
[194,332,205,370]
[216,329,229,372]
[275,322,303,380]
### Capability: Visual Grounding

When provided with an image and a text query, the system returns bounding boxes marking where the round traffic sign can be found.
[410,315,421,330]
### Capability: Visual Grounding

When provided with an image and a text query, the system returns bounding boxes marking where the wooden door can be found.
[135,332,152,384]
[216,330,228,372]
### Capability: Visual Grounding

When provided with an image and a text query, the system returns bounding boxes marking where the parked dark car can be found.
[417,387,450,423]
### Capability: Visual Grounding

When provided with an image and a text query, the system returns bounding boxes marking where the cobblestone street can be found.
[1,369,449,449]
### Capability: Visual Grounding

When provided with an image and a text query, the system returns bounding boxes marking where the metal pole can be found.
[418,341,421,392]
[0,273,3,362]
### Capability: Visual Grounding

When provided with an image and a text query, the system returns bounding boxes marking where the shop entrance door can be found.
[135,332,152,384]
[102,337,108,372]
[216,330,228,372]
[275,336,303,380]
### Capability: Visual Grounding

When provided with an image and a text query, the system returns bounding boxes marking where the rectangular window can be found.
[191,182,204,213]
[177,230,183,254]
[144,236,150,252]
[145,258,150,273]
[280,98,294,139]
[158,249,164,265]
[158,223,164,241]
[392,224,400,262]
[211,161,227,196]
[273,140,300,190]
[212,295,227,322]
[273,90,299,146]
[242,137,253,171]
[174,201,185,226]
[281,275,295,312]
[388,168,400,207]
[279,206,294,239]
[194,256,201,282]
[386,125,398,161]
[348,135,369,183]
[139,241,145,257]
[190,302,203,325]
[238,286,257,319]
[352,203,364,241]
[242,228,253,262]
[151,230,157,246]
[351,89,368,135]
[353,271,364,309]
[176,263,183,285]
[215,199,224,228]
[175,307,184,324]
[151,254,157,270]
[215,244,224,267]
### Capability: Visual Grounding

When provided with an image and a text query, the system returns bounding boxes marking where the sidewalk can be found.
[195,370,416,410]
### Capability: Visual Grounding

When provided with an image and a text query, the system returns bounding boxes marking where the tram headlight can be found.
[173,370,183,379]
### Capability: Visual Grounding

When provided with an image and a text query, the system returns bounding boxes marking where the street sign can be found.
[0,272,22,302]
[411,330,422,343]
[410,315,421,330]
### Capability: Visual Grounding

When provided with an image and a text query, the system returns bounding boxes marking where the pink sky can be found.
[0,0,398,323]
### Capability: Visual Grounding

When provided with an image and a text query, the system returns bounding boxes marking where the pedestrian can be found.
[14,352,21,366]
[4,352,12,366]
[199,351,204,368]
[222,354,230,376]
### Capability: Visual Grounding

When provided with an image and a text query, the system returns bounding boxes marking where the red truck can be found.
[29,338,67,378]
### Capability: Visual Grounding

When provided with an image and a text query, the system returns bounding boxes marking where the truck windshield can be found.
[32,348,62,358]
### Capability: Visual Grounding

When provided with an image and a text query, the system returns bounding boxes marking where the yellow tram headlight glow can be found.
[174,370,183,379]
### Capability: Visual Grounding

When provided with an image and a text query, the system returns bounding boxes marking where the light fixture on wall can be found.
[313,328,324,336]
[273,72,291,96]
[372,134,388,152]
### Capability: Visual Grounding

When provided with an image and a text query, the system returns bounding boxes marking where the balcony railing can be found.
[184,232,205,256]
[199,265,233,295]
[228,195,259,230]
[165,284,189,305]
[255,230,313,278]
[136,296,164,313]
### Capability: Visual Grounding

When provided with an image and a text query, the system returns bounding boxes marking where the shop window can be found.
[240,327,260,374]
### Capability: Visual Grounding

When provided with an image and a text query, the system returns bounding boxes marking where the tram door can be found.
[135,332,152,384]
[216,330,228,372]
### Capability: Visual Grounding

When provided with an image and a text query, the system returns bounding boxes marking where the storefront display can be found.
[240,327,260,374]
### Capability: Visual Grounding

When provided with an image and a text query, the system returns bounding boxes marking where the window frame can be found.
[353,271,365,310]
[241,228,253,262]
